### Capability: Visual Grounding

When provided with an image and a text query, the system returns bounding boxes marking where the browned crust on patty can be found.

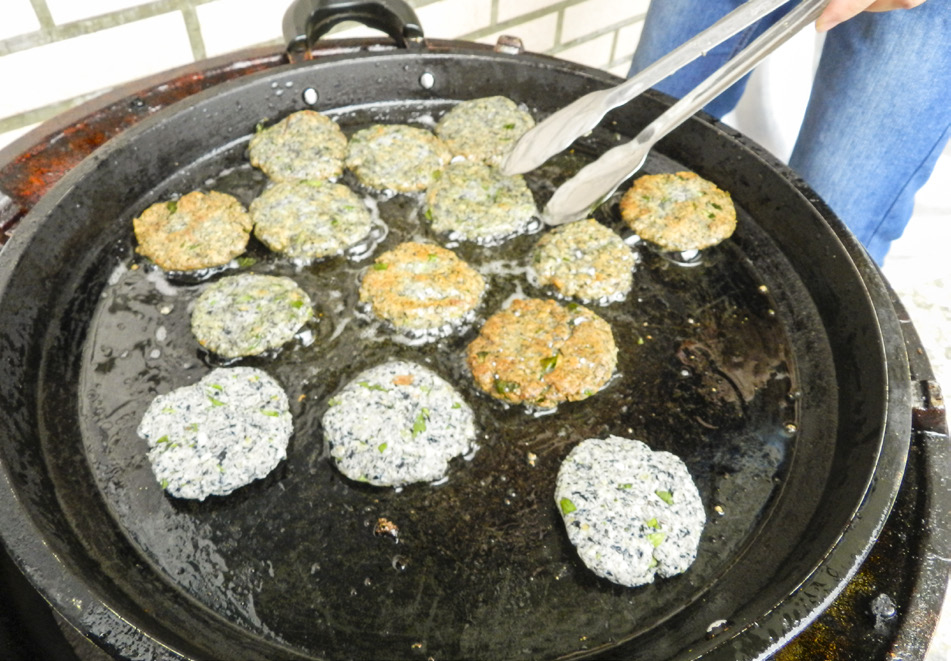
[133,191,252,271]
[618,171,736,251]
[359,242,486,331]
[466,298,617,408]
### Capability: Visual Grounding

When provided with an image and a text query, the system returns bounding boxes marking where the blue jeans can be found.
[629,0,951,264]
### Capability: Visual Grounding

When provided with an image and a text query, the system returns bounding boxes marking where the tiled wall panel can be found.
[0,12,193,120]
[44,0,156,24]
[196,0,286,57]
[0,0,649,149]
[0,0,41,41]
[416,0,493,39]
[556,31,615,69]
[615,21,645,63]
[476,13,560,54]
[562,0,648,43]
[496,0,562,23]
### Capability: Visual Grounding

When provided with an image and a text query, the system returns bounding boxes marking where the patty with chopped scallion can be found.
[191,273,313,358]
[249,180,373,260]
[425,161,538,245]
[133,190,253,271]
[619,171,737,251]
[435,96,535,167]
[466,298,617,408]
[531,218,636,303]
[137,367,292,500]
[345,124,452,193]
[248,109,348,182]
[555,435,706,587]
[359,241,486,333]
[322,361,477,487]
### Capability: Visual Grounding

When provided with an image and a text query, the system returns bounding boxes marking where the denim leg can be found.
[788,5,951,264]
[628,0,791,118]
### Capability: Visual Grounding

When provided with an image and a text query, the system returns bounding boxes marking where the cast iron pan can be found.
[0,1,911,659]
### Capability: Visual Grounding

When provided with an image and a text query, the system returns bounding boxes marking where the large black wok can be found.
[0,1,912,659]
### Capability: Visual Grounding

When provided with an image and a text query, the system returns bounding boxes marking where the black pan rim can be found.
[0,45,911,661]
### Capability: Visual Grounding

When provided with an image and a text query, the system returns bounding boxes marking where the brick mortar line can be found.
[28,0,55,31]
[609,26,620,66]
[450,4,586,45]
[0,0,218,57]
[0,91,105,134]
[178,2,208,61]
[462,1,643,45]
[607,55,635,74]
[549,14,647,55]
[461,12,644,52]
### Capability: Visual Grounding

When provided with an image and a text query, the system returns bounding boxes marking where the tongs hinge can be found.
[502,0,831,226]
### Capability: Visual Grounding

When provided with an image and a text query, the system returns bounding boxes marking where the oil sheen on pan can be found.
[78,104,803,660]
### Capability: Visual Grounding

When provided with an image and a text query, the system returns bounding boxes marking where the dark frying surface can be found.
[75,104,814,659]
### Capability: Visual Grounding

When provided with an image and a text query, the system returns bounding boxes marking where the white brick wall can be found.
[415,0,493,39]
[557,31,615,69]
[615,21,646,63]
[0,12,194,120]
[0,123,39,151]
[0,0,41,41]
[562,0,649,42]
[476,13,560,54]
[0,0,649,150]
[496,0,560,24]
[196,0,287,58]
[44,0,154,24]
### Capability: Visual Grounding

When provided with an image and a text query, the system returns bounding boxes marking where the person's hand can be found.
[816,0,927,32]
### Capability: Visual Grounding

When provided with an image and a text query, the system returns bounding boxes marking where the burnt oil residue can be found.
[76,108,810,660]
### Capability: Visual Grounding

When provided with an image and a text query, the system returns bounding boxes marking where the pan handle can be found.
[284,0,424,56]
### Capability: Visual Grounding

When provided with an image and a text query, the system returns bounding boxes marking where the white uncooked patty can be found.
[190,273,313,358]
[137,367,292,500]
[555,435,705,587]
[322,361,477,487]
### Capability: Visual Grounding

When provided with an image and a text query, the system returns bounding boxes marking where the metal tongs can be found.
[501,0,830,226]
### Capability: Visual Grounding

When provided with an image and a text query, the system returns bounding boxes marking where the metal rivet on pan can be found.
[419,72,435,90]
[494,35,524,55]
[302,87,319,105]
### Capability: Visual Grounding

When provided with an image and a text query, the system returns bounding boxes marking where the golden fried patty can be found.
[466,298,617,408]
[133,190,252,271]
[435,96,535,167]
[618,171,736,251]
[345,124,452,193]
[359,242,486,332]
[248,110,348,182]
[531,218,636,303]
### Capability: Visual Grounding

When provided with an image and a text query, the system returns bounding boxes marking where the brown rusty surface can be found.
[913,379,946,432]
